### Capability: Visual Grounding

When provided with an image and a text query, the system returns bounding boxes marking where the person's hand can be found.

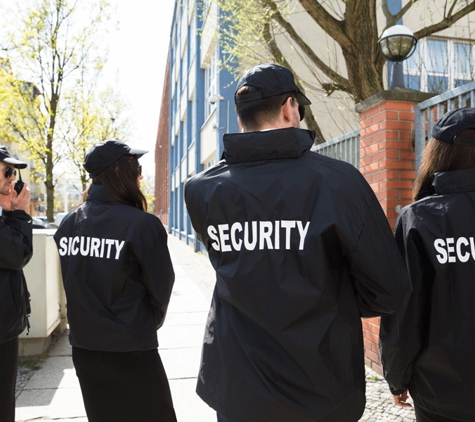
[392,390,412,408]
[11,183,30,212]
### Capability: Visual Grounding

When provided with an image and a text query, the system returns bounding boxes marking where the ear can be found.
[237,116,246,133]
[281,97,293,123]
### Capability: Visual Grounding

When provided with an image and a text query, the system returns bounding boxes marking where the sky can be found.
[103,0,176,182]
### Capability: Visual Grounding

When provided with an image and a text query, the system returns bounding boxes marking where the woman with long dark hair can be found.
[54,140,176,422]
[380,107,475,422]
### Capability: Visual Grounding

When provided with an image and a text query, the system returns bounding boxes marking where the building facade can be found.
[164,0,475,250]
[167,0,238,250]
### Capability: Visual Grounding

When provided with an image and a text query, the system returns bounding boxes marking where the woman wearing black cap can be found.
[54,140,177,422]
[380,107,475,422]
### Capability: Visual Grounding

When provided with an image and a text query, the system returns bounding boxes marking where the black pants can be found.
[0,336,19,422]
[72,347,177,422]
[415,405,464,422]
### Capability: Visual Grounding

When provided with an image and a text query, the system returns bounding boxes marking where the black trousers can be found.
[0,336,19,422]
[72,347,177,422]
[415,405,464,422]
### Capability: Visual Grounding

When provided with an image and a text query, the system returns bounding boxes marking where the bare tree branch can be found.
[263,21,326,144]
[414,1,475,39]
[384,0,420,30]
[264,0,351,92]
[298,0,351,50]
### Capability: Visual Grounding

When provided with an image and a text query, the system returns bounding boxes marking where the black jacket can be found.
[0,209,32,344]
[185,128,409,422]
[54,184,174,352]
[380,169,475,420]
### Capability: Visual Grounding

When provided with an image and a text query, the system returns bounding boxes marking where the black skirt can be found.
[415,405,466,422]
[0,336,18,422]
[72,346,176,422]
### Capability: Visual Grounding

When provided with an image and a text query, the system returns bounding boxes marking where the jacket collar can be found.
[87,183,116,203]
[433,169,475,194]
[223,128,315,164]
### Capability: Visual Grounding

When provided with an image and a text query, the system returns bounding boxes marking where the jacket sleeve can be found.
[346,187,411,319]
[0,210,33,270]
[184,176,207,247]
[137,221,175,329]
[379,213,433,395]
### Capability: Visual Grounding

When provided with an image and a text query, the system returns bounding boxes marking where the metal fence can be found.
[415,80,475,171]
[311,129,361,169]
[313,81,475,172]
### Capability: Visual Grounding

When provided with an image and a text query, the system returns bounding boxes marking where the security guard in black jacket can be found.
[54,140,176,422]
[381,107,475,422]
[0,147,32,422]
[185,63,410,422]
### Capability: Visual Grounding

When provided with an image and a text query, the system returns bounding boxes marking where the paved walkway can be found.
[14,234,415,421]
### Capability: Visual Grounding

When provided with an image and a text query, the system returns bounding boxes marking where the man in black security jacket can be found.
[185,63,410,422]
[0,147,32,422]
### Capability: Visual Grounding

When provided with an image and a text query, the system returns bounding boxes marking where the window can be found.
[403,38,474,94]
[404,42,421,90]
[426,40,449,93]
[190,16,196,60]
[454,42,473,87]
[204,52,217,118]
[204,158,216,169]
[181,40,188,89]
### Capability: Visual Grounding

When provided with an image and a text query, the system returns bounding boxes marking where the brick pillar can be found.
[355,89,433,375]
[154,54,170,226]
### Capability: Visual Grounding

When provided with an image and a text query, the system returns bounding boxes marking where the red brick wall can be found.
[356,91,432,374]
[359,100,416,229]
[154,54,170,226]
[363,317,383,375]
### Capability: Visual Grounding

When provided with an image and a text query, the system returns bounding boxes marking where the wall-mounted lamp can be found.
[208,94,229,133]
[378,24,418,89]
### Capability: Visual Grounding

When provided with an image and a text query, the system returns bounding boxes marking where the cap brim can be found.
[129,148,148,159]
[296,92,311,106]
[3,157,27,169]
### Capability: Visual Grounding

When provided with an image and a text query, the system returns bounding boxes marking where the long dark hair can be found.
[91,154,147,211]
[413,131,475,201]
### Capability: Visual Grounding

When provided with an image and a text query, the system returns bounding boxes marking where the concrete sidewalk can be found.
[14,234,415,422]
[15,234,216,422]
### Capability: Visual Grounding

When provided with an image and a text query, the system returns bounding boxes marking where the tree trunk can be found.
[340,0,385,102]
[45,147,54,222]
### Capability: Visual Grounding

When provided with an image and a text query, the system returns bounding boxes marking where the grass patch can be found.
[18,355,44,371]
[368,375,380,381]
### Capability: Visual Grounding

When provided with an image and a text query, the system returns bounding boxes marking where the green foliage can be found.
[217,0,277,73]
[0,0,115,219]
[18,354,45,371]
[140,176,156,214]
[61,70,133,193]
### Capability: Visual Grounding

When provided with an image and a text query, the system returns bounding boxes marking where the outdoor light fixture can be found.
[378,24,418,89]
[208,94,230,133]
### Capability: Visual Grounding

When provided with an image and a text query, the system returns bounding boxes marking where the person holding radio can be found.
[0,146,32,422]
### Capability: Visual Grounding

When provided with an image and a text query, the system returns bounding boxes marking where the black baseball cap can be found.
[234,63,311,106]
[432,107,475,145]
[0,146,27,169]
[84,139,148,177]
